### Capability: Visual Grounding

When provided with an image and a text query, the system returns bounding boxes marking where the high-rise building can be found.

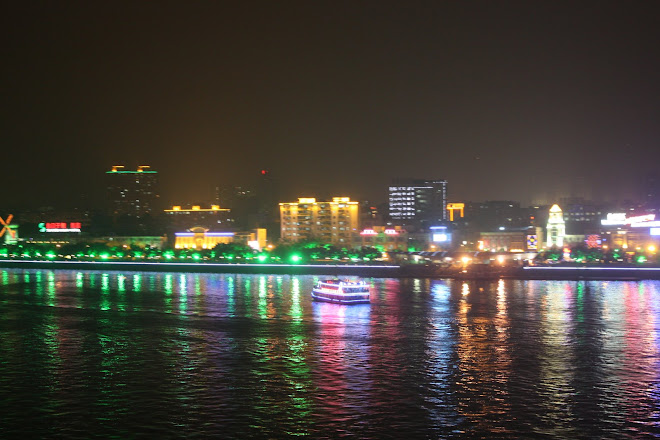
[464,201,530,230]
[280,197,359,246]
[388,179,447,226]
[106,165,160,217]
[644,172,660,208]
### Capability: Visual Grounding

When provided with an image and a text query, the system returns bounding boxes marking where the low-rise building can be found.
[356,226,408,251]
[173,227,267,251]
[479,227,543,252]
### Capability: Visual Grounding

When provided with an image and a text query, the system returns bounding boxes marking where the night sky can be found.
[4,1,660,209]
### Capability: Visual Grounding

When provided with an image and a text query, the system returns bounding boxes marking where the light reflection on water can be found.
[0,269,658,438]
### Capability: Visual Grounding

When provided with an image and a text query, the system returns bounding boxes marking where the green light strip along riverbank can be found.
[1,260,660,280]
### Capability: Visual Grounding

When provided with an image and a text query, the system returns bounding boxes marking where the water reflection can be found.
[0,269,658,438]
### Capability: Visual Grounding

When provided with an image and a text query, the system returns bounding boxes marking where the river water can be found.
[0,269,658,439]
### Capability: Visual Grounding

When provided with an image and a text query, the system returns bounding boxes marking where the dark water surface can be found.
[0,269,658,439]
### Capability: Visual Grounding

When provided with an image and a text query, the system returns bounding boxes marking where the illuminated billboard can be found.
[585,235,602,248]
[39,222,82,233]
[526,235,538,250]
[431,226,451,243]
[601,213,656,226]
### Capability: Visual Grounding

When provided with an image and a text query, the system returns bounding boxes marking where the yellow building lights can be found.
[164,205,230,213]
[280,196,359,245]
[447,203,465,221]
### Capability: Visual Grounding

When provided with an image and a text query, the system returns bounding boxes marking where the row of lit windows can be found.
[389,194,414,199]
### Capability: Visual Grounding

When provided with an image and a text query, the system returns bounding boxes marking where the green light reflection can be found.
[290,277,303,321]
[179,274,187,296]
[227,276,235,316]
[164,274,173,295]
[100,273,111,310]
[164,274,173,311]
[46,271,56,307]
[258,276,267,319]
[244,277,251,318]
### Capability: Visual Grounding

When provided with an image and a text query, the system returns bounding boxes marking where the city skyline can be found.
[4,2,660,208]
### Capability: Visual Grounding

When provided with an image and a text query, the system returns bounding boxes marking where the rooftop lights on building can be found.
[165,206,230,212]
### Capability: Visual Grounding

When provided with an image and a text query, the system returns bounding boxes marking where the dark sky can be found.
[4,1,660,209]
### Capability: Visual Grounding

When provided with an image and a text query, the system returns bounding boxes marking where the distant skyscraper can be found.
[644,172,660,208]
[388,179,447,226]
[255,169,279,226]
[106,165,160,217]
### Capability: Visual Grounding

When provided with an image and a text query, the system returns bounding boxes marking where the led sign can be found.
[526,235,538,250]
[631,221,660,228]
[651,228,660,236]
[0,215,18,244]
[585,235,602,248]
[600,213,626,225]
[431,226,450,242]
[601,213,656,226]
[39,222,81,233]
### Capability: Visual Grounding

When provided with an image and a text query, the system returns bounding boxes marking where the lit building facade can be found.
[173,227,267,250]
[164,205,233,232]
[280,197,359,246]
[388,179,447,226]
[356,226,408,251]
[174,228,234,249]
[479,227,543,252]
[600,212,660,252]
[463,201,531,230]
[106,165,159,217]
[546,204,566,248]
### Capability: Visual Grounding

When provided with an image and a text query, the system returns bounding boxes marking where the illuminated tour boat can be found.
[311,279,371,304]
